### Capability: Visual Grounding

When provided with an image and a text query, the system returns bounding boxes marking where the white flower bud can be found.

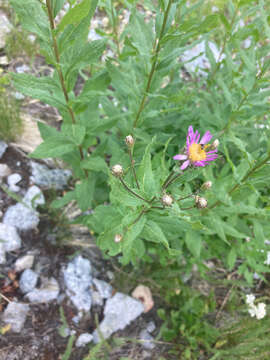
[111,164,124,177]
[212,139,219,149]
[125,135,134,147]
[161,194,173,206]
[201,181,212,190]
[195,196,208,209]
[114,234,123,243]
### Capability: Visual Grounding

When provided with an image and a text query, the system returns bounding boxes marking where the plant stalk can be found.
[46,0,87,177]
[133,0,173,128]
[119,177,151,204]
[128,148,140,189]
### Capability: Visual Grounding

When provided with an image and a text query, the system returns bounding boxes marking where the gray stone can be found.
[146,321,156,334]
[182,40,224,76]
[23,185,45,209]
[139,329,155,350]
[15,254,35,272]
[0,243,6,264]
[93,278,112,299]
[63,255,92,312]
[26,277,59,303]
[15,64,30,74]
[30,161,72,190]
[92,292,144,343]
[0,11,12,49]
[0,223,21,251]
[7,173,22,192]
[91,290,103,307]
[3,203,40,231]
[0,141,7,159]
[0,164,11,178]
[19,269,38,294]
[2,302,29,333]
[76,333,93,347]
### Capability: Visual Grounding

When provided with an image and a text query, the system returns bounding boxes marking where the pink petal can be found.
[188,126,194,138]
[180,160,190,170]
[173,154,187,160]
[206,149,218,154]
[200,131,212,145]
[194,161,206,167]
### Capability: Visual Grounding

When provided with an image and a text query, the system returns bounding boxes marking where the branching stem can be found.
[128,148,140,189]
[119,177,151,204]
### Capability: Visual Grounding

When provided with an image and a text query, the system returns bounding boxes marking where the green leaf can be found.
[10,0,49,40]
[52,0,66,17]
[51,190,76,209]
[122,215,146,263]
[75,177,95,211]
[58,0,97,32]
[62,124,86,145]
[30,137,75,159]
[142,220,170,250]
[185,230,202,258]
[81,156,108,173]
[227,248,237,270]
[11,74,66,111]
[137,138,158,197]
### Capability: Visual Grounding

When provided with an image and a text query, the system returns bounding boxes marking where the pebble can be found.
[146,321,156,334]
[23,185,45,209]
[7,173,22,192]
[2,302,29,333]
[63,256,92,312]
[15,254,35,272]
[139,329,155,350]
[92,292,144,343]
[0,141,7,159]
[30,161,72,190]
[19,269,38,294]
[26,277,59,303]
[0,164,11,178]
[91,290,103,307]
[15,64,30,74]
[0,243,6,264]
[76,333,93,347]
[93,278,112,299]
[0,223,21,251]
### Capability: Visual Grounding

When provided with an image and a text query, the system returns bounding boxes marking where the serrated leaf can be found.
[58,0,97,32]
[30,137,75,159]
[122,215,146,263]
[185,230,202,258]
[81,156,108,173]
[75,177,95,211]
[51,190,76,209]
[142,220,170,250]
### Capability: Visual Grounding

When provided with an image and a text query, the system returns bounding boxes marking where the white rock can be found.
[92,292,144,343]
[93,278,112,299]
[0,141,7,159]
[146,321,156,334]
[3,203,40,231]
[30,161,72,190]
[15,64,30,74]
[7,173,22,192]
[0,243,6,264]
[19,269,38,294]
[76,333,93,347]
[63,256,92,312]
[26,277,59,303]
[91,290,103,306]
[0,223,21,251]
[0,164,11,178]
[15,254,35,272]
[23,185,45,209]
[2,302,29,333]
[139,329,155,350]
[0,11,12,49]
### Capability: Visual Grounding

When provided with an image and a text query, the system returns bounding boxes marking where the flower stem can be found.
[163,172,182,189]
[162,170,175,190]
[133,0,173,129]
[119,177,151,204]
[128,148,140,189]
[46,0,87,177]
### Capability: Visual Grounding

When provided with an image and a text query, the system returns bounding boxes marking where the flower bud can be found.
[195,196,208,209]
[161,194,173,206]
[125,135,134,147]
[111,164,124,177]
[212,139,219,149]
[114,234,123,243]
[201,181,212,190]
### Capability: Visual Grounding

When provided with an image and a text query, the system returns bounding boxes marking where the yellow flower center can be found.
[188,143,208,162]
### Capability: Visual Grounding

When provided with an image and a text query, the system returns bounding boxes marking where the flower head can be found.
[173,126,218,170]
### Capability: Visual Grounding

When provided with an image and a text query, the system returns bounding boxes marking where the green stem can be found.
[209,153,270,210]
[162,170,175,190]
[128,148,140,189]
[163,172,183,189]
[133,0,173,129]
[119,177,151,204]
[46,0,87,177]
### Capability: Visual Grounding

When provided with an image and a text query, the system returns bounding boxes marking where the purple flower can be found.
[173,126,218,170]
